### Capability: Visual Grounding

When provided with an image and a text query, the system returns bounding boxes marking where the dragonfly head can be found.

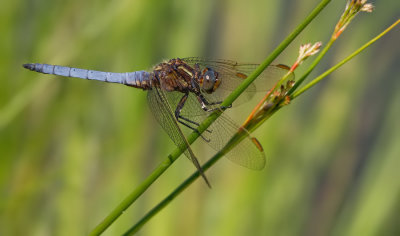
[199,67,220,94]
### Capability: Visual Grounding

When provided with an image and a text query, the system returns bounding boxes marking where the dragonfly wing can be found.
[206,114,266,170]
[147,88,210,187]
[169,92,266,170]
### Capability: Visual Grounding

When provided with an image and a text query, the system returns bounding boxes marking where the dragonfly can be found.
[23,57,292,187]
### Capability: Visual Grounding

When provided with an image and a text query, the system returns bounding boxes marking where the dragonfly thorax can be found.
[152,58,197,92]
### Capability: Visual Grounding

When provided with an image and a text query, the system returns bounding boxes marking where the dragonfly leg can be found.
[175,93,212,142]
[178,115,212,134]
[196,93,232,112]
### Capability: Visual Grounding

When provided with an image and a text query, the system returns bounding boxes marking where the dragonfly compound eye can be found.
[200,68,220,93]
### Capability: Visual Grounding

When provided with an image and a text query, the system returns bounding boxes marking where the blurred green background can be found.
[1,0,399,235]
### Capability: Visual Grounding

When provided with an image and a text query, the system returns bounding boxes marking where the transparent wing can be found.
[166,91,266,170]
[147,87,210,186]
[206,114,266,170]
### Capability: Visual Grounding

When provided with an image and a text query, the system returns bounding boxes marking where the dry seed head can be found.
[335,0,374,39]
[361,3,374,12]
[293,42,322,70]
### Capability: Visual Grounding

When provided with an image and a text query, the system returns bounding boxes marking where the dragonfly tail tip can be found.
[22,63,34,71]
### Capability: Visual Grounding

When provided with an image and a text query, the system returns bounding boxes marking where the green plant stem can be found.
[90,1,332,235]
[218,0,332,108]
[123,18,400,236]
[122,132,250,235]
[89,153,177,236]
[292,19,400,99]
